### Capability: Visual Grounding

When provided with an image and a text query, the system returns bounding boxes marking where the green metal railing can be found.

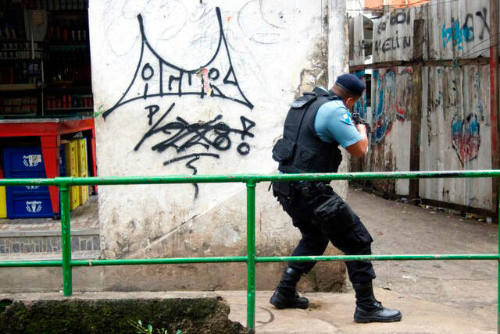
[0,170,499,333]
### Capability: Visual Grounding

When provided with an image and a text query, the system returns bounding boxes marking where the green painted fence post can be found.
[60,184,72,296]
[246,180,256,333]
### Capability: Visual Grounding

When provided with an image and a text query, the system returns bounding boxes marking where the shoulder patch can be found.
[341,112,352,125]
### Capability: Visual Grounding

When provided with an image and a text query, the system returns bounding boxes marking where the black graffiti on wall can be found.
[374,34,412,53]
[102,7,255,198]
[135,103,255,156]
[374,11,412,54]
[103,7,253,119]
[134,103,255,197]
[377,11,411,35]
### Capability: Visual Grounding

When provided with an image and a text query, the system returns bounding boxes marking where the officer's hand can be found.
[355,123,367,135]
[352,112,371,134]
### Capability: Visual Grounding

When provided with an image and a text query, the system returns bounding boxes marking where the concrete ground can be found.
[348,187,497,329]
[1,288,494,334]
[1,188,498,333]
[209,188,497,333]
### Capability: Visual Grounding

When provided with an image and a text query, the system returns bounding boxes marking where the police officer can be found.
[270,74,402,323]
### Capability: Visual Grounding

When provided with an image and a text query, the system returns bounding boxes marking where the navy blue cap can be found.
[335,74,366,96]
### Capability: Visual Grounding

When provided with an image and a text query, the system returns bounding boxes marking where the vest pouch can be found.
[272,138,296,163]
[295,145,316,169]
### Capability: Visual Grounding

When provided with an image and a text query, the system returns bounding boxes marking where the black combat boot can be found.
[270,267,309,309]
[353,281,402,323]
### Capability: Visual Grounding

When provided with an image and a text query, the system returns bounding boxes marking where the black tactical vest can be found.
[272,87,343,173]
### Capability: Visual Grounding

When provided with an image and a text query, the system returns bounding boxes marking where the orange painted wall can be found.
[364,0,382,9]
[365,0,429,10]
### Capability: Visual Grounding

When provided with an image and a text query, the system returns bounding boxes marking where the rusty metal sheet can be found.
[349,14,368,66]
[357,64,493,210]
[420,65,492,209]
[362,67,414,195]
[372,6,425,62]
[426,0,490,60]
[369,67,414,144]
[349,0,495,211]
[352,0,491,63]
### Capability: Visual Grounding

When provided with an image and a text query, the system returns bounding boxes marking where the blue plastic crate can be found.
[6,182,50,196]
[2,146,63,194]
[2,146,66,218]
[6,193,53,219]
[3,147,46,177]
[4,165,50,196]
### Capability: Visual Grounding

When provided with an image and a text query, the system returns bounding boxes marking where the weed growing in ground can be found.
[130,319,182,334]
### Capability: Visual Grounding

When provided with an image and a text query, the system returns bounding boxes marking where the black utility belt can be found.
[273,177,329,186]
[290,180,329,188]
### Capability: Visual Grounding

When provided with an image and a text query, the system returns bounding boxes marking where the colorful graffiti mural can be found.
[353,70,368,119]
[372,69,394,144]
[428,66,485,167]
[451,113,480,165]
[371,67,413,144]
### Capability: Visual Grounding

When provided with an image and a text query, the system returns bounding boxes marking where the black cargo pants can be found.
[272,181,376,284]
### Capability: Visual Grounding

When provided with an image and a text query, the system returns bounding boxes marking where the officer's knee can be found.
[346,221,373,254]
[302,235,329,253]
[352,216,373,242]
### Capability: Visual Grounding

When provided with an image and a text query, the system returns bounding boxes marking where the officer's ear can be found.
[344,96,358,109]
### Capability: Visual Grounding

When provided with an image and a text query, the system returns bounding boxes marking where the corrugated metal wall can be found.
[427,0,491,60]
[368,67,413,195]
[372,6,425,62]
[349,0,494,211]
[421,65,492,209]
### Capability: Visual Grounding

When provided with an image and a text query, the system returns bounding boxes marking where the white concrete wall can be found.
[89,0,347,290]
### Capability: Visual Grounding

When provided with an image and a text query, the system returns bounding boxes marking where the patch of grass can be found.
[0,300,13,313]
[130,319,182,334]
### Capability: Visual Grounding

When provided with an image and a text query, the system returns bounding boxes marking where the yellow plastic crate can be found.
[0,186,6,218]
[77,138,89,204]
[64,140,80,210]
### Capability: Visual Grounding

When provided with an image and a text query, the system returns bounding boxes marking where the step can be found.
[0,228,100,260]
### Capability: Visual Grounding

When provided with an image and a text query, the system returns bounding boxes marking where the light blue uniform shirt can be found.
[314,100,362,147]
